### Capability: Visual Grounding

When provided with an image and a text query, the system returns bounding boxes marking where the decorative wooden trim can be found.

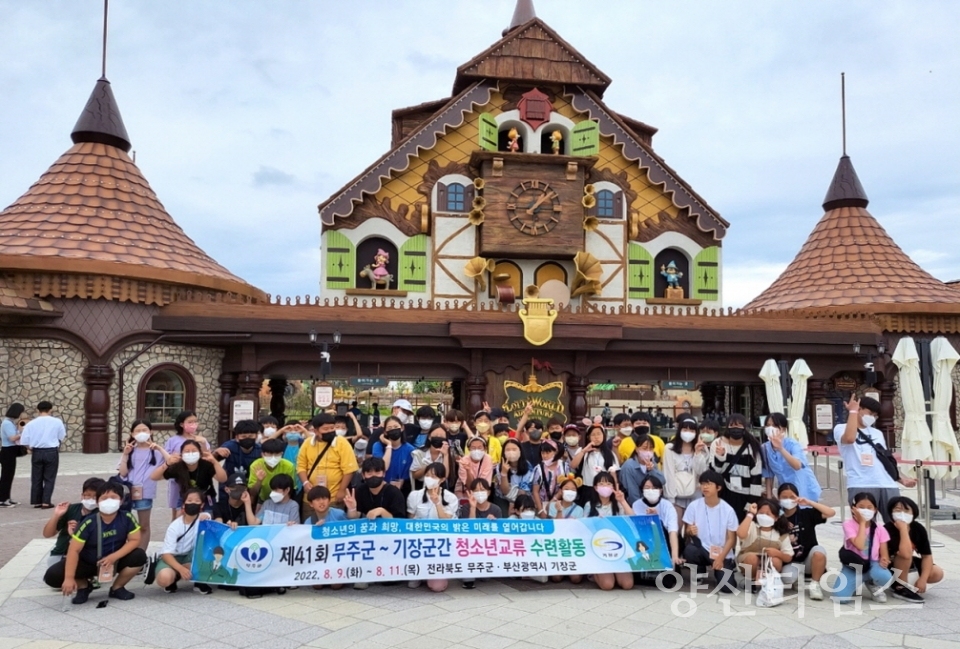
[587,167,638,208]
[345,288,408,297]
[417,160,473,197]
[327,197,422,237]
[878,314,960,334]
[647,298,704,306]
[634,208,719,249]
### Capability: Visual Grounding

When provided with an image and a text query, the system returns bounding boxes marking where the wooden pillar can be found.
[269,378,288,426]
[466,374,487,415]
[807,379,827,446]
[83,364,115,453]
[568,376,589,422]
[239,372,262,401]
[878,380,896,449]
[218,372,238,444]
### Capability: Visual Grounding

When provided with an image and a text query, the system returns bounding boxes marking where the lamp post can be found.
[309,330,341,410]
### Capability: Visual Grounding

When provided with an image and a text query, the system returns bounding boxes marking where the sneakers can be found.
[807,581,824,601]
[869,585,888,603]
[353,582,369,590]
[0,500,16,508]
[194,583,212,595]
[407,580,422,589]
[461,581,476,590]
[109,586,135,601]
[143,556,158,586]
[163,582,178,594]
[71,585,93,605]
[890,583,924,604]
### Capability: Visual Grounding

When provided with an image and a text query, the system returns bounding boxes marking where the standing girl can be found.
[572,425,620,488]
[117,420,170,549]
[584,472,634,590]
[711,414,763,521]
[531,440,569,518]
[152,439,226,513]
[662,419,709,520]
[411,424,452,490]
[457,436,493,496]
[0,402,26,507]
[495,438,535,515]
[762,412,821,503]
[163,411,209,520]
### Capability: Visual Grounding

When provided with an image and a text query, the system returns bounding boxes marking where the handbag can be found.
[16,445,28,457]
[755,551,784,608]
[856,431,900,482]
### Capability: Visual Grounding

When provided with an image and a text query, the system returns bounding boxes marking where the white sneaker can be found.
[807,581,824,601]
[353,582,369,590]
[870,585,887,603]
[407,580,421,589]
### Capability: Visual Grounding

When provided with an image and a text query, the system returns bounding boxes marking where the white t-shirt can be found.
[682,498,738,559]
[631,497,679,534]
[161,516,200,556]
[833,424,897,489]
[407,488,459,519]
[580,450,619,487]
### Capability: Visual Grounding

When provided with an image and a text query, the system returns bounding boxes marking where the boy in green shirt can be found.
[247,438,296,504]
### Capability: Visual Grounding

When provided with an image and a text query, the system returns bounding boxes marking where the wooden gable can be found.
[453,19,611,95]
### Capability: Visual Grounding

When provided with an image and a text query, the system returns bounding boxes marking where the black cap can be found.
[225,472,246,487]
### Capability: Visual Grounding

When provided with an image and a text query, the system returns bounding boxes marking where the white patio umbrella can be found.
[930,337,960,479]
[759,359,785,417]
[788,359,812,448]
[893,337,933,478]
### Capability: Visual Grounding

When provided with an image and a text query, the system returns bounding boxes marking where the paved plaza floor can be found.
[2,454,960,649]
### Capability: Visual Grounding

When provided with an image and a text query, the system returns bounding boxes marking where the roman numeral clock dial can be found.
[507,181,562,236]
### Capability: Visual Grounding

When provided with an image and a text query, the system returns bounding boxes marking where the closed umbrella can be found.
[893,337,933,478]
[788,359,812,448]
[930,337,960,479]
[760,359,785,416]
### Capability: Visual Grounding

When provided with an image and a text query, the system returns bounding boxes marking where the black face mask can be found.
[528,429,543,441]
[228,488,246,500]
[726,428,745,440]
[549,431,563,441]
[365,476,384,489]
[634,426,651,435]
[237,438,256,450]
[429,437,445,449]
[320,432,336,443]
[385,430,402,441]
[183,503,202,516]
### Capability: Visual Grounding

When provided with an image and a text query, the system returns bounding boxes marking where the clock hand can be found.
[525,194,549,215]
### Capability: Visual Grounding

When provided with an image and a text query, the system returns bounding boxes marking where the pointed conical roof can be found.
[504,0,537,35]
[71,78,131,153]
[745,156,960,313]
[0,79,265,300]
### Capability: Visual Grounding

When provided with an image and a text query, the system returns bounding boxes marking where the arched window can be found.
[137,364,196,427]
[535,262,567,286]
[446,183,466,212]
[596,190,616,218]
[489,260,523,299]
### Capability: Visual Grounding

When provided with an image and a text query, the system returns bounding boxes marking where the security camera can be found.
[864,362,874,371]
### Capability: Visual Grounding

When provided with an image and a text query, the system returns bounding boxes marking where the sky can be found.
[1,1,958,308]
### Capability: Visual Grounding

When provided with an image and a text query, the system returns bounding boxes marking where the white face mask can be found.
[81,498,98,511]
[263,456,282,468]
[779,499,797,511]
[424,477,440,490]
[182,452,201,465]
[519,511,537,520]
[334,428,348,437]
[892,511,913,525]
[861,415,876,428]
[263,427,277,437]
[764,427,778,438]
[473,491,488,504]
[133,432,151,444]
[643,489,661,504]
[565,436,579,446]
[448,423,462,432]
[680,431,696,443]
[396,412,410,424]
[419,419,433,430]
[98,498,121,515]
[856,508,876,522]
[269,491,284,503]
[470,449,485,462]
[755,513,776,528]
[618,426,633,436]
[562,490,578,502]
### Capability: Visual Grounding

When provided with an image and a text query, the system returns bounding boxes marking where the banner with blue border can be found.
[191,516,671,587]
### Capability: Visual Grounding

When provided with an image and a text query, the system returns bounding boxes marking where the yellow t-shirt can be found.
[617,434,665,467]
[483,435,502,464]
[296,436,358,498]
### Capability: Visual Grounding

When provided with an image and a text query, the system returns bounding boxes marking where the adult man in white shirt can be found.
[19,401,66,508]
[834,395,915,524]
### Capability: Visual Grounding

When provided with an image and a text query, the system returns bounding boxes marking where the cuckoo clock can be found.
[518,88,552,130]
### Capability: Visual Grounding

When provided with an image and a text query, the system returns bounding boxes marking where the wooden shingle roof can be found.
[745,156,960,314]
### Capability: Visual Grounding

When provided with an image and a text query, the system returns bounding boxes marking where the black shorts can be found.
[43,549,148,588]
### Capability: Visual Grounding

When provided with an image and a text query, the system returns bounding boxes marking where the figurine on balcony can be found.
[507,128,521,153]
[359,249,394,289]
[661,261,683,289]
[550,130,563,155]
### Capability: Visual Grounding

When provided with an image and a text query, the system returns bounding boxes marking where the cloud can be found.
[723,262,789,309]
[252,166,296,187]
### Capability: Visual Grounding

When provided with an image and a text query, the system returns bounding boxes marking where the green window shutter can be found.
[325,230,355,290]
[399,234,429,293]
[627,243,654,298]
[693,246,720,300]
[571,120,600,156]
[479,113,498,152]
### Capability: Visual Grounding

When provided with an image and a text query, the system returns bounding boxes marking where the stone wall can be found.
[0,338,87,451]
[109,343,224,449]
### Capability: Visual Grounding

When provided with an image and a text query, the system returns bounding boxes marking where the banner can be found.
[191,515,671,587]
[503,375,566,427]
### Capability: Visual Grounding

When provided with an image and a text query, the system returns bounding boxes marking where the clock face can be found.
[506,180,562,236]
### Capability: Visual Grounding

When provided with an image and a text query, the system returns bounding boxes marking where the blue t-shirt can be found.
[72,511,141,565]
[308,508,347,524]
[372,442,415,483]
[283,443,302,490]
[762,438,822,504]
[1,419,18,447]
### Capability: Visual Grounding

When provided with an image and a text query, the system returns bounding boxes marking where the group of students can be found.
[39,398,943,604]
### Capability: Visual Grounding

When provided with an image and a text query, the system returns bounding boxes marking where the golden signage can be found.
[503,375,566,428]
[519,286,557,346]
